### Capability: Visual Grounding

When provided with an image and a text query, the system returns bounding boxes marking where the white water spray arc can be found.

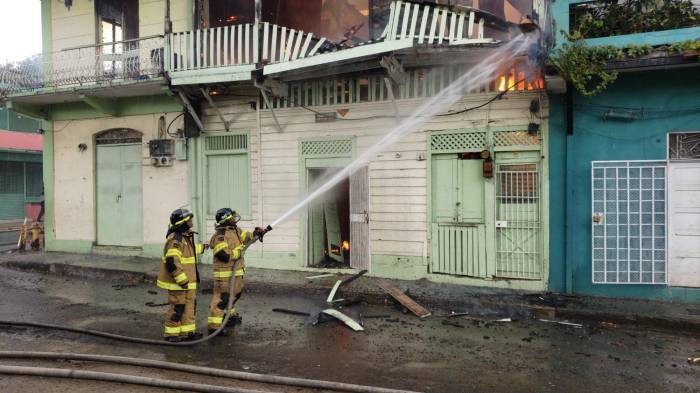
[270,33,536,228]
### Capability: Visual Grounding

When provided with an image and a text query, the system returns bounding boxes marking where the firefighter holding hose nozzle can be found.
[158,208,208,342]
[207,208,270,336]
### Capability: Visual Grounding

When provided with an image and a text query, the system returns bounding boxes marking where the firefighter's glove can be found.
[253,227,266,242]
[231,244,245,260]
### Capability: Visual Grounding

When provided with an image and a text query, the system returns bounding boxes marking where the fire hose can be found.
[0,225,273,347]
[0,351,422,393]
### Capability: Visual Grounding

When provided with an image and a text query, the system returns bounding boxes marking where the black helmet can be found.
[169,208,194,232]
[215,207,240,227]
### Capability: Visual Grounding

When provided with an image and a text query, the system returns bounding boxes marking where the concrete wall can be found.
[50,0,96,51]
[548,67,700,303]
[46,0,193,51]
[51,112,186,249]
[140,0,193,36]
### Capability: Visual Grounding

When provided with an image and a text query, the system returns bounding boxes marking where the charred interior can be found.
[198,0,535,43]
[308,168,351,269]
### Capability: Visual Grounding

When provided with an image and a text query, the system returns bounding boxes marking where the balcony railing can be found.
[0,35,164,97]
[167,23,324,72]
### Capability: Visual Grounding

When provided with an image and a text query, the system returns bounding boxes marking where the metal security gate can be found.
[495,161,541,279]
[591,161,667,284]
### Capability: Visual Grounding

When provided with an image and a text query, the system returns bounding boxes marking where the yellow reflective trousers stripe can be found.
[164,325,181,335]
[208,316,223,324]
[180,324,196,333]
[212,242,228,254]
[156,280,197,290]
[234,268,245,277]
[180,257,195,264]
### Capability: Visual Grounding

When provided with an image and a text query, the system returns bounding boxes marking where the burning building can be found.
[1,0,550,292]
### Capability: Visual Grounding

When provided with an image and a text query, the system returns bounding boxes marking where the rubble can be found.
[272,308,311,317]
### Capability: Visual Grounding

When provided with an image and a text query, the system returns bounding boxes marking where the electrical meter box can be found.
[148,139,175,157]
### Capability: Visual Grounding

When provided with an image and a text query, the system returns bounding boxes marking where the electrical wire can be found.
[436,78,527,117]
[166,112,185,137]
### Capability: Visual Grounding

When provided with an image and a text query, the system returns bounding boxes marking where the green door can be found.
[96,143,143,247]
[0,161,25,220]
[308,169,326,265]
[431,154,488,277]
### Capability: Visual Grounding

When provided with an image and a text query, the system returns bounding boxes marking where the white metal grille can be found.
[591,161,667,284]
[668,132,700,160]
[495,163,541,279]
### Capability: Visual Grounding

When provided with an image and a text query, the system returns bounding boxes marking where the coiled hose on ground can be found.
[0,351,421,393]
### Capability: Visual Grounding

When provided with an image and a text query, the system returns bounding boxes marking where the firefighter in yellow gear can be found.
[207,208,267,335]
[157,208,207,342]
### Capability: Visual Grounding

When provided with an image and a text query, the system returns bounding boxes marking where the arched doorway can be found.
[95,128,143,247]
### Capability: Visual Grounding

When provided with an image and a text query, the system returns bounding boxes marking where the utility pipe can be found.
[0,351,422,393]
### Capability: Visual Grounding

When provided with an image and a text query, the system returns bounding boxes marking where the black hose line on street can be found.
[0,240,257,347]
[0,351,422,393]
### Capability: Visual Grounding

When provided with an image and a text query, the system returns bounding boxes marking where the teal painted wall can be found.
[549,67,700,303]
[548,94,567,293]
[551,0,700,48]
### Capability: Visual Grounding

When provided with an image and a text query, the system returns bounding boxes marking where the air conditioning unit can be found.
[151,156,174,167]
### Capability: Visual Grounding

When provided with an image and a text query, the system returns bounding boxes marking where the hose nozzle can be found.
[254,225,273,242]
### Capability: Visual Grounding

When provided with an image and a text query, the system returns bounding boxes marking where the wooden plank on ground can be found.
[321,309,364,332]
[377,279,431,318]
[326,280,342,303]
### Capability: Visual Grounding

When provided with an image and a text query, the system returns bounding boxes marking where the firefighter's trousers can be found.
[164,289,197,337]
[207,269,244,330]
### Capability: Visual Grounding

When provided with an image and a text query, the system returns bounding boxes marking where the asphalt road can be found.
[0,266,697,393]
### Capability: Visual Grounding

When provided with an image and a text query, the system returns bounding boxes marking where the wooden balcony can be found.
[167,23,325,85]
[167,0,505,85]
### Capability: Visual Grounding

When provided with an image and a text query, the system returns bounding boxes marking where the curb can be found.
[2,259,698,334]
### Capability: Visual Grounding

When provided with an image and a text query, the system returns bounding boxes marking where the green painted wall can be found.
[0,108,40,132]
[48,94,181,121]
[549,68,700,303]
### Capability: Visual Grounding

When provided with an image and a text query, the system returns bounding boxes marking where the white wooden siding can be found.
[203,91,546,261]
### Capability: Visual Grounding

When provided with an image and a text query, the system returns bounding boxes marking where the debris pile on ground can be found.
[269,270,438,332]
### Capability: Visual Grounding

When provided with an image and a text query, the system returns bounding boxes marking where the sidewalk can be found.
[1,251,698,333]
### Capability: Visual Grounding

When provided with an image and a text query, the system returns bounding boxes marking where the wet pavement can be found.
[0,266,698,393]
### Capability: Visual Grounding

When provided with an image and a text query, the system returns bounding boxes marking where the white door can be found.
[668,162,700,287]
